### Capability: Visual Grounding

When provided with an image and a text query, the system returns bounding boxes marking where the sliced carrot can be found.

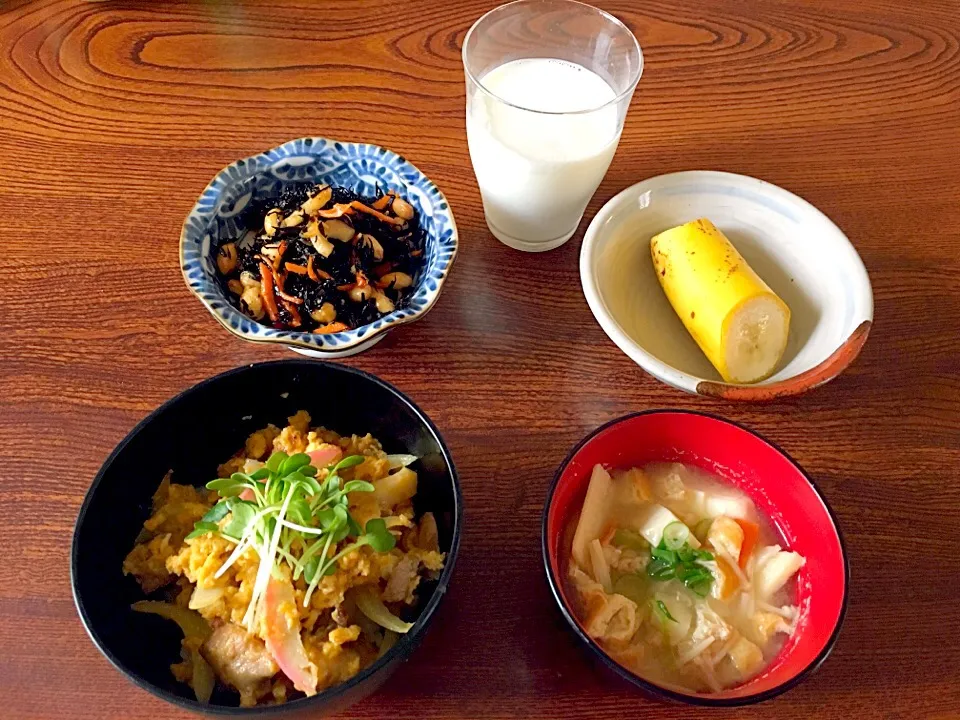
[313,322,349,335]
[280,300,302,327]
[259,263,279,322]
[285,262,308,275]
[734,518,760,569]
[349,200,402,226]
[355,271,369,288]
[371,193,392,211]
[276,288,303,305]
[306,256,332,281]
[336,283,356,292]
[317,203,353,218]
[273,240,287,270]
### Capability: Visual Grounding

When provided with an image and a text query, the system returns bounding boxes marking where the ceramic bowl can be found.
[580,171,873,400]
[180,138,458,358]
[72,360,462,716]
[542,410,848,706]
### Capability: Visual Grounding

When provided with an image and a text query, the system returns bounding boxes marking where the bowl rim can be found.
[579,170,874,400]
[540,409,850,707]
[179,137,459,355]
[71,359,464,715]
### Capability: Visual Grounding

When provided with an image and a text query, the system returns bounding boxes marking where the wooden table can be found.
[3,0,959,717]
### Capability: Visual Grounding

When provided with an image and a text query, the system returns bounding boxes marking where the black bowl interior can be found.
[72,360,461,715]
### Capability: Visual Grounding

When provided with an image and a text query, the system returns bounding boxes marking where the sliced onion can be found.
[191,651,215,703]
[386,454,418,470]
[188,586,225,610]
[131,601,212,640]
[377,630,399,658]
[354,586,413,634]
[242,458,265,474]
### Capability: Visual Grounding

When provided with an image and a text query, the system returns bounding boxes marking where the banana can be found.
[651,218,790,384]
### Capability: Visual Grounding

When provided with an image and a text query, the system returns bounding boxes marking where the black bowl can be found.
[71,360,462,716]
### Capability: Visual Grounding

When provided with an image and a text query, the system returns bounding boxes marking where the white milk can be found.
[467,58,621,251]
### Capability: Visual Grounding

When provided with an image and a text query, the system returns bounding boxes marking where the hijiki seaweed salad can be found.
[214,184,425,333]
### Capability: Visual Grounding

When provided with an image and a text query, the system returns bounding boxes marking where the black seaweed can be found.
[217,184,426,332]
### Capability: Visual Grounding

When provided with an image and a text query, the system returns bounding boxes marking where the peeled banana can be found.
[651,219,791,384]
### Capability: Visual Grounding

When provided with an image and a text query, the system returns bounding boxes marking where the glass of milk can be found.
[463,0,643,252]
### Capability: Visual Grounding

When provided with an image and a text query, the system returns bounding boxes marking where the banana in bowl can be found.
[580,171,873,400]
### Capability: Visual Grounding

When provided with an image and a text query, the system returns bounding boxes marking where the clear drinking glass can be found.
[463,0,643,252]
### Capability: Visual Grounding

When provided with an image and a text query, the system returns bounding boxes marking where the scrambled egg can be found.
[122,411,444,706]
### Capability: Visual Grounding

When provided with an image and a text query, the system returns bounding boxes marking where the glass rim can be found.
[461,0,644,117]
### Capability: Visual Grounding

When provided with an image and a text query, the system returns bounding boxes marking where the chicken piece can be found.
[416,512,440,552]
[610,547,647,575]
[382,555,420,603]
[201,623,278,707]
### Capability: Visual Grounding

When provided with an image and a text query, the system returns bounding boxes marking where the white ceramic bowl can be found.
[580,171,873,400]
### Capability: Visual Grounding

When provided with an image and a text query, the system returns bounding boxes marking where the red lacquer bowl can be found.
[542,411,848,706]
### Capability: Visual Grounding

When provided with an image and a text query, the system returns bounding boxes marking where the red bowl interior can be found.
[544,411,847,704]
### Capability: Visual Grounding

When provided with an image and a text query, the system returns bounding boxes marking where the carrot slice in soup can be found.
[735,518,760,569]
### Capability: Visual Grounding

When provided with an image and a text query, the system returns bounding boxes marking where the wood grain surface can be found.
[2,0,959,718]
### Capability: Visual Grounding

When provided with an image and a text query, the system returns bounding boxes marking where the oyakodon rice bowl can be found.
[72,360,462,716]
[123,411,443,707]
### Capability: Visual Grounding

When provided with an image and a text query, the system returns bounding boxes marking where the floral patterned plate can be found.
[180,138,458,357]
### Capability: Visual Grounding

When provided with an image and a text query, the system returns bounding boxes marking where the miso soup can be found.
[565,462,805,693]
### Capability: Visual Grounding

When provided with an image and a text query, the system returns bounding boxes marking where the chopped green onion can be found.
[646,537,715,596]
[654,599,677,623]
[662,521,689,550]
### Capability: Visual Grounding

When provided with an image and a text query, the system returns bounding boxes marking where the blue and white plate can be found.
[180,138,458,357]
